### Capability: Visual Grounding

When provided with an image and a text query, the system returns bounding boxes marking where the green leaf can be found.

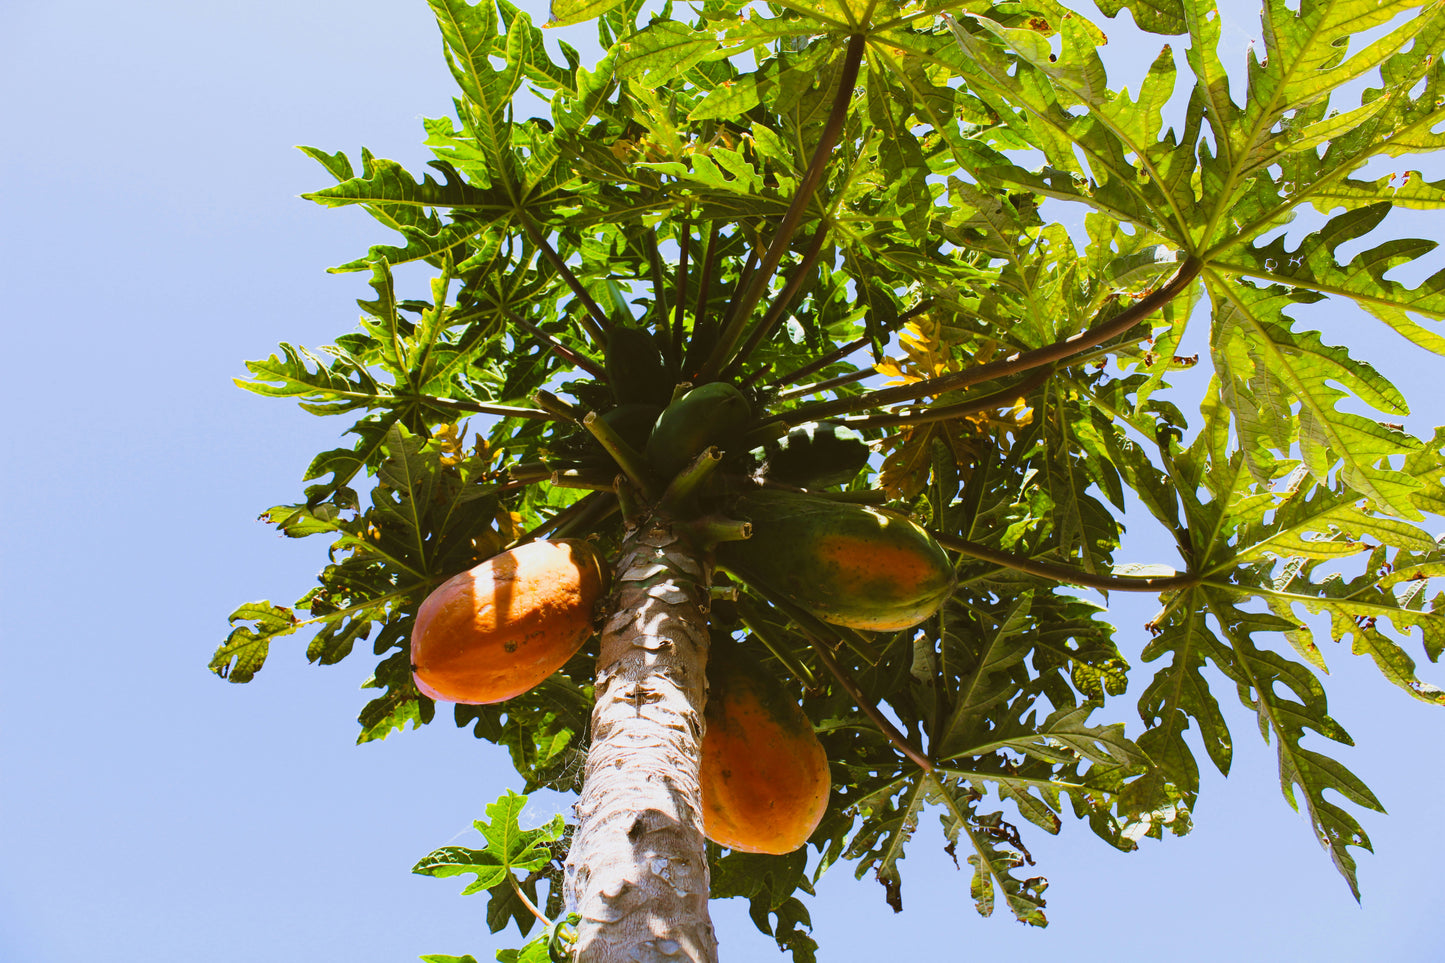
[413,790,565,934]
[547,0,628,28]
[1206,590,1384,898]
[210,601,300,683]
[930,776,1048,926]
[615,21,717,87]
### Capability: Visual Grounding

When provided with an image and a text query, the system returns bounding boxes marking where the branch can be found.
[931,530,1199,593]
[699,33,867,381]
[778,256,1203,424]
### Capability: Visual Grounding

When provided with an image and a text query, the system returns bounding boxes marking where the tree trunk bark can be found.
[564,516,719,963]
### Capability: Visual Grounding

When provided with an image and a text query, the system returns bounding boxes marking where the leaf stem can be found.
[766,334,871,390]
[582,411,656,499]
[692,222,721,334]
[931,530,1199,593]
[777,256,1203,424]
[508,873,552,928]
[839,369,1050,430]
[671,217,691,371]
[519,212,613,342]
[727,221,834,379]
[773,367,875,403]
[407,395,553,420]
[812,641,934,772]
[700,33,867,381]
[504,307,607,379]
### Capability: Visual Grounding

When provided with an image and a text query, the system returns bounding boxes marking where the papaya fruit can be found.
[606,325,672,408]
[751,421,870,489]
[700,649,829,854]
[645,381,750,479]
[411,539,610,704]
[716,489,955,632]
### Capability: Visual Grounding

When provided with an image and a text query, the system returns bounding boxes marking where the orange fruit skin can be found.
[411,539,610,704]
[700,664,830,855]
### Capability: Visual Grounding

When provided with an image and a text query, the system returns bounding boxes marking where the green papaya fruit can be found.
[606,325,671,408]
[716,488,955,632]
[645,381,750,479]
[751,422,870,489]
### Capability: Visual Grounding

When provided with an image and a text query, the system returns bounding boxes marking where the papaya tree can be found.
[212,0,1445,960]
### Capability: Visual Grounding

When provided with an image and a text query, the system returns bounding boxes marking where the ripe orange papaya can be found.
[411,539,610,704]
[701,650,829,854]
[716,488,955,632]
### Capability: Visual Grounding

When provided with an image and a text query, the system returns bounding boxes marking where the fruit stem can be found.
[661,446,722,511]
[582,411,657,499]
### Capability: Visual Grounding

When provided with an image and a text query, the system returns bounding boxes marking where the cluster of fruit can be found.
[409,380,956,853]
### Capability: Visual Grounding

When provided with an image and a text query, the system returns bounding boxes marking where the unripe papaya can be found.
[606,325,672,408]
[701,649,829,854]
[645,381,750,479]
[716,489,955,632]
[751,421,870,489]
[411,539,610,704]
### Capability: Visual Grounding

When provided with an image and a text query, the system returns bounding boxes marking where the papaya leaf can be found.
[413,790,566,937]
[1205,590,1383,898]
[210,601,300,683]
[843,774,926,913]
[929,776,1048,926]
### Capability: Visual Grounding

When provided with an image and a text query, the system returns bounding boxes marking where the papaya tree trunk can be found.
[564,516,719,963]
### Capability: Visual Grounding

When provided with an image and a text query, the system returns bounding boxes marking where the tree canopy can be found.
[213,0,1445,959]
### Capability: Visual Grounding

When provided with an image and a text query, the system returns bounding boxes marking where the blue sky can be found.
[2,1,1443,961]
